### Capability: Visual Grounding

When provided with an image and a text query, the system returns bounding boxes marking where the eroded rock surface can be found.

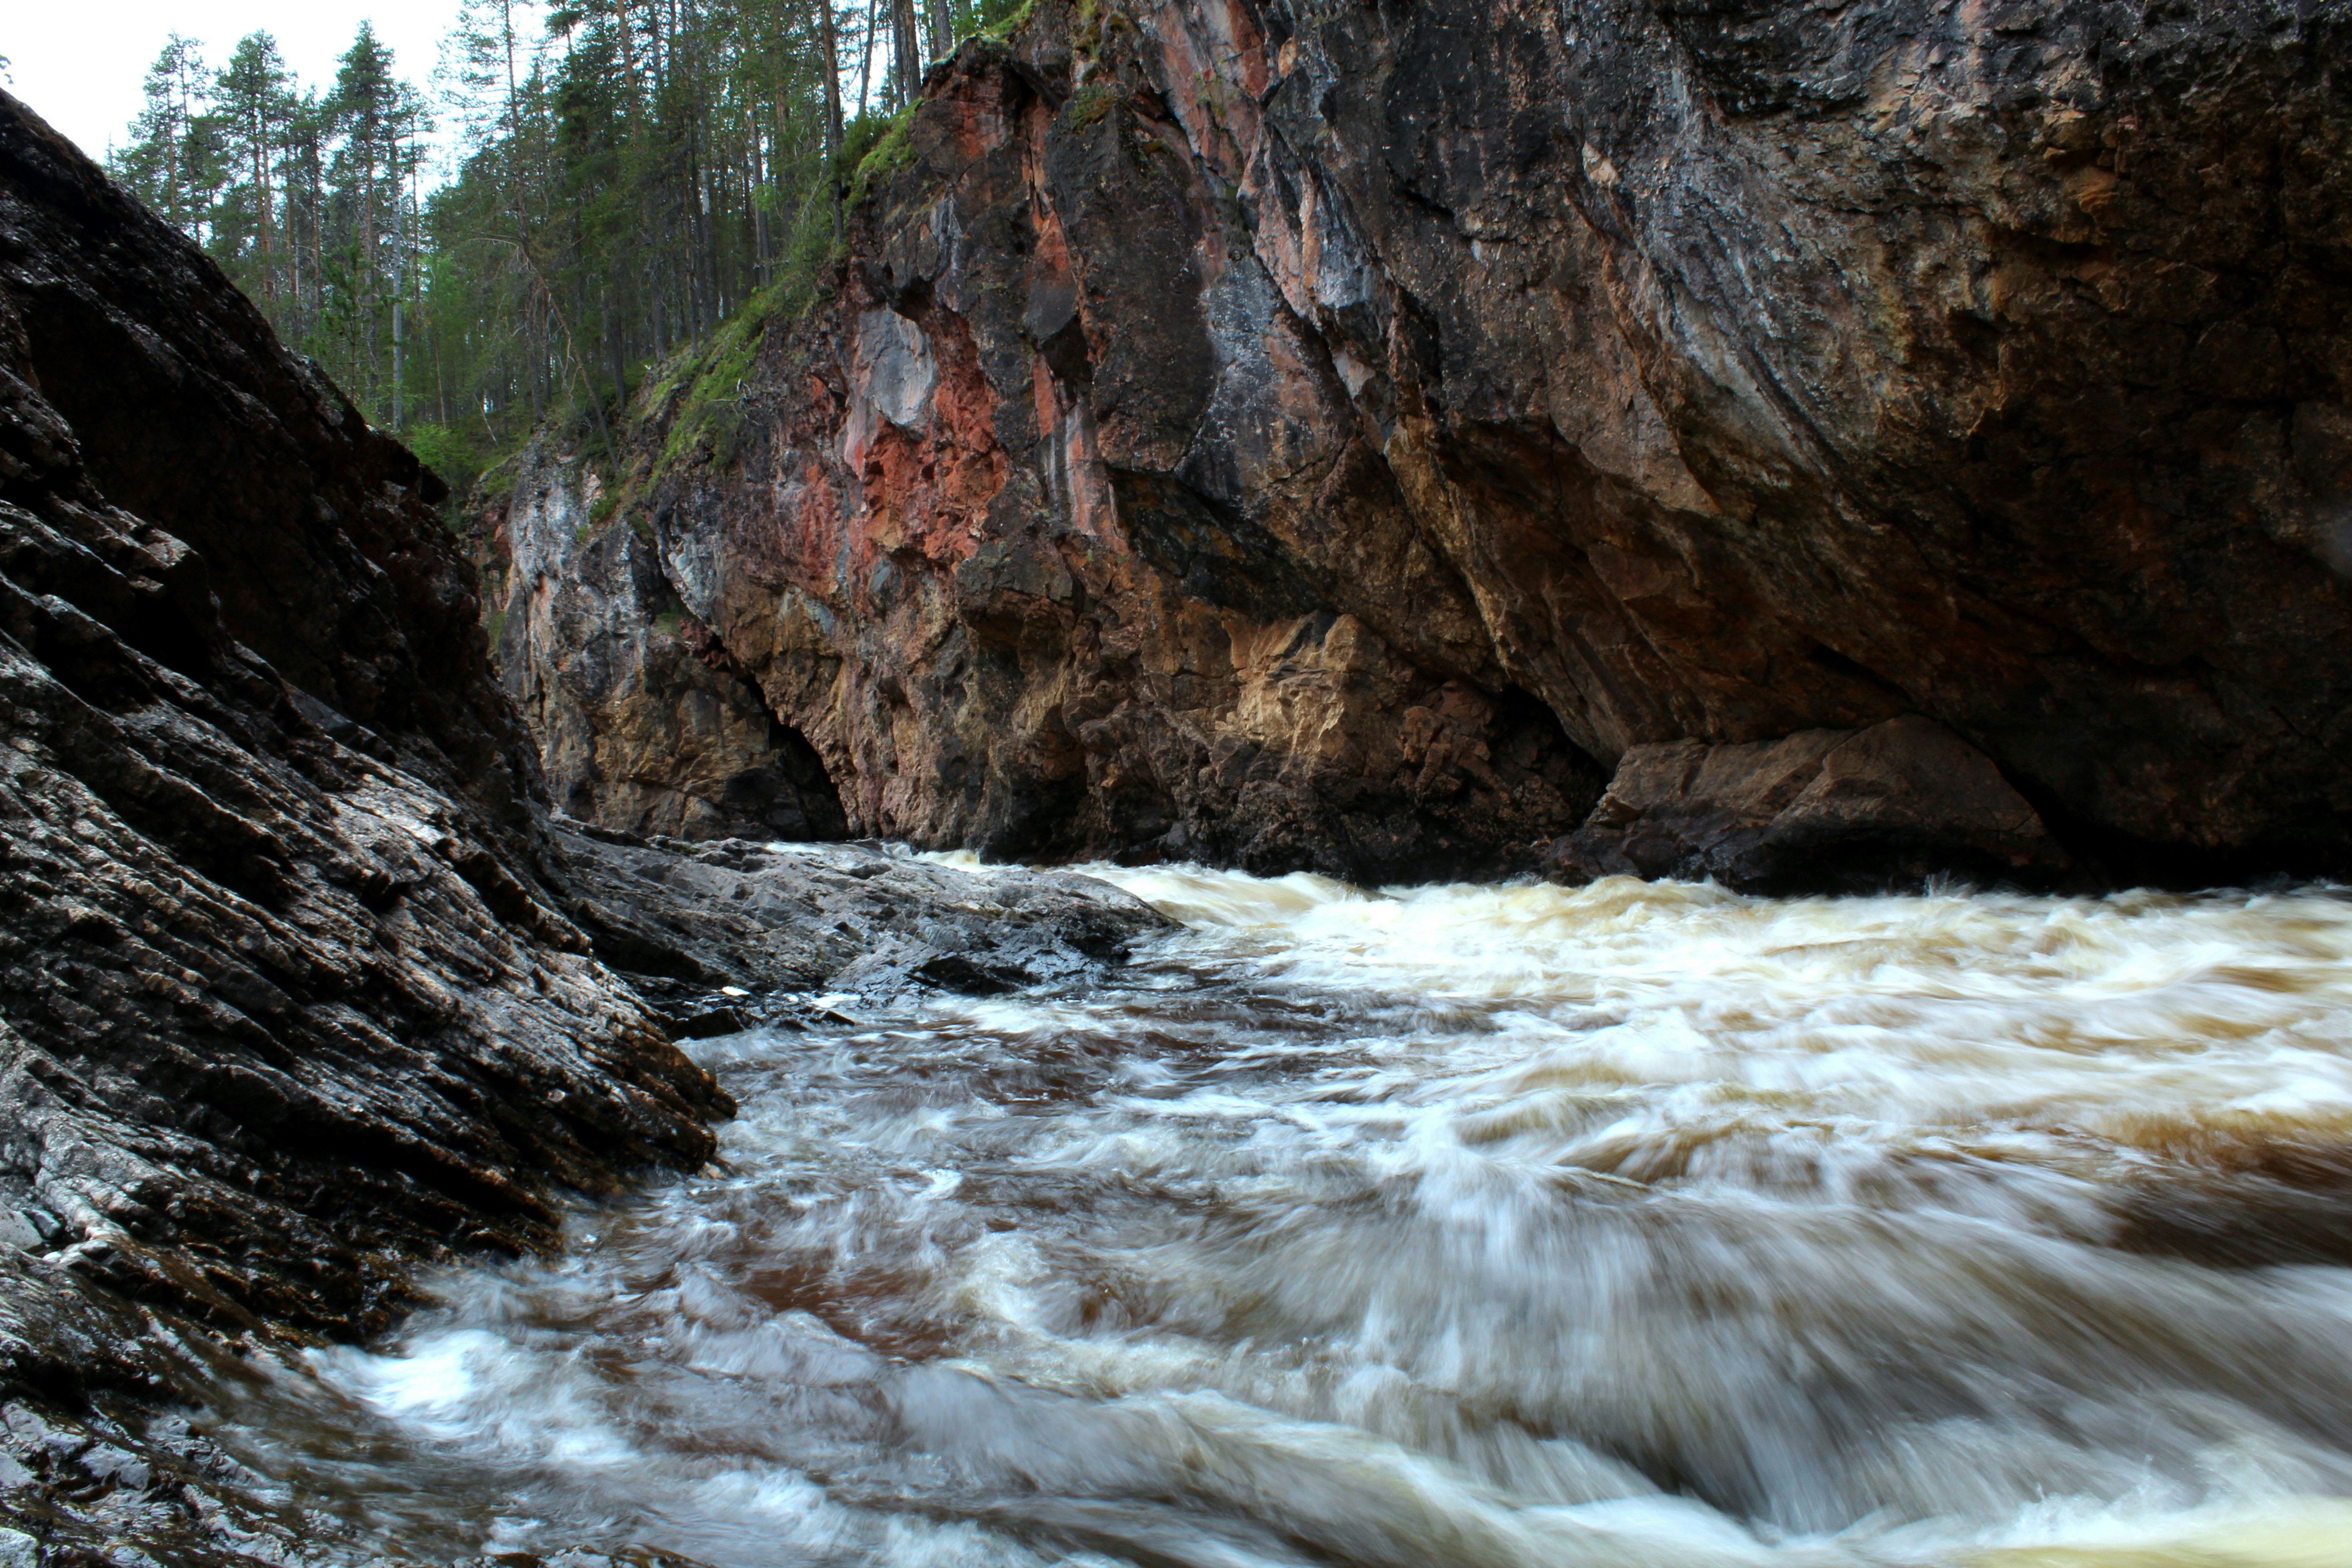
[524,0,2352,888]
[478,436,848,843]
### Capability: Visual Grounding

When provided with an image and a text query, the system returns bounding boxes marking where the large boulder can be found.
[1549,715,2071,892]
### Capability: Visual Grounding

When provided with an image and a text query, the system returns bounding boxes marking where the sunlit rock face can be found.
[550,0,2352,887]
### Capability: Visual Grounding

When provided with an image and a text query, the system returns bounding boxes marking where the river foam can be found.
[223,869,2352,1566]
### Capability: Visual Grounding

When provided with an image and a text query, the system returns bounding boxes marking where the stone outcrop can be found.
[1548,715,2071,893]
[0,82,732,1311]
[477,436,848,843]
[559,827,1170,1022]
[0,83,726,1558]
[0,88,1165,1562]
[517,0,2352,890]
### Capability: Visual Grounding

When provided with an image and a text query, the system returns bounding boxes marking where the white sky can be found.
[3,1,510,170]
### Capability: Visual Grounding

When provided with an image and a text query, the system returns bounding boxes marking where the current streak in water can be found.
[217,867,2352,1566]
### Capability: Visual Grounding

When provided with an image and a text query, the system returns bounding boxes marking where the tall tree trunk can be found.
[649,243,668,360]
[605,284,630,416]
[391,299,404,431]
[617,0,646,119]
[892,0,920,109]
[857,0,881,120]
[818,0,845,238]
[250,109,275,299]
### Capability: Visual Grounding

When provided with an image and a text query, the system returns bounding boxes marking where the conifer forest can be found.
[104,0,1024,488]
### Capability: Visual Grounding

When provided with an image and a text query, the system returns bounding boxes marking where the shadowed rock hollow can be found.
[501,0,2352,891]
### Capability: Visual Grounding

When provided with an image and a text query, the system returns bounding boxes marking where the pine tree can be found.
[112,36,220,236]
[214,34,294,302]
[105,0,1024,468]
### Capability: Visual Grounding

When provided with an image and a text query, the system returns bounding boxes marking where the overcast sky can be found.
[4,1,520,170]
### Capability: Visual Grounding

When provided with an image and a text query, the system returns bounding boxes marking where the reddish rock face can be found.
[568,0,2352,887]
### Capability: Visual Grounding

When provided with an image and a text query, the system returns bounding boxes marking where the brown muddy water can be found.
[214,863,2352,1565]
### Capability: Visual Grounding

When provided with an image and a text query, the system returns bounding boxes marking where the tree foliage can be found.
[106,0,1023,485]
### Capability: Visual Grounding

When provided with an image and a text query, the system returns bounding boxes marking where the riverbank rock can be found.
[554,826,1172,1020]
[0,74,736,1323]
[0,85,747,1559]
[1548,715,2073,893]
[510,0,2352,889]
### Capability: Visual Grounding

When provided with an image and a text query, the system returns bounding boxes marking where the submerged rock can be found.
[510,0,2352,889]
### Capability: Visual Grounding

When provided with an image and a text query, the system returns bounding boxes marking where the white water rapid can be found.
[222,867,2352,1567]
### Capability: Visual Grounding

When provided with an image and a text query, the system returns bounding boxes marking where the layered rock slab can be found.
[0,89,727,1562]
[525,0,2352,887]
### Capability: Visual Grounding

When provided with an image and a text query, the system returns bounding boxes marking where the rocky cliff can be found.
[495,0,2352,889]
[0,84,735,1558]
[0,88,1169,1562]
[477,434,849,844]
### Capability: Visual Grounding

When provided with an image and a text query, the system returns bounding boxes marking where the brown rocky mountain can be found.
[484,0,2352,891]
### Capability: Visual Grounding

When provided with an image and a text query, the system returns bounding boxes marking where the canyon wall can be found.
[477,435,849,844]
[0,91,733,1558]
[500,0,2352,888]
[0,75,1206,1560]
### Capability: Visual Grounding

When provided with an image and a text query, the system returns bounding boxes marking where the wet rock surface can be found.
[1547,715,2073,894]
[0,88,1165,1564]
[556,825,1172,1022]
[521,0,2352,889]
[0,84,728,1562]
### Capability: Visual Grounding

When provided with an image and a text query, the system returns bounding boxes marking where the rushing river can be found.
[221,865,2352,1566]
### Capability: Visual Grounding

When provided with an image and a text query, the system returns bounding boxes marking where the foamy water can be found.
[220,869,2352,1565]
